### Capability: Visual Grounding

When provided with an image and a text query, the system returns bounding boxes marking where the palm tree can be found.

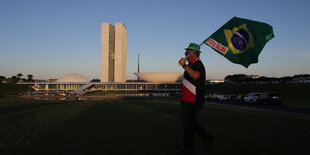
[17,73,23,81]
[27,74,34,82]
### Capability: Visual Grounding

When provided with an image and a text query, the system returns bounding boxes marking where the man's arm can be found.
[178,58,200,80]
[184,66,200,80]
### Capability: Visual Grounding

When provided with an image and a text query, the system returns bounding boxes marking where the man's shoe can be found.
[175,148,194,154]
[203,134,214,151]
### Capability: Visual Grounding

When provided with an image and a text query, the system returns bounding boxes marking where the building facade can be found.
[30,82,180,93]
[101,22,127,82]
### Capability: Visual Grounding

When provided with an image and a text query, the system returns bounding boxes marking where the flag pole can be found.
[184,41,205,59]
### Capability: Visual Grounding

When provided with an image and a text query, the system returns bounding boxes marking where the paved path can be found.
[206,101,310,118]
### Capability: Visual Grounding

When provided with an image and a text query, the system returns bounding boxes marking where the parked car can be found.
[236,94,246,104]
[226,94,238,103]
[244,92,264,104]
[260,92,282,105]
[218,94,228,102]
[208,93,222,101]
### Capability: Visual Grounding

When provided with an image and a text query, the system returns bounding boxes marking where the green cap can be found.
[185,43,201,53]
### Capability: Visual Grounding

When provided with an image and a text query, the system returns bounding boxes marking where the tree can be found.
[17,73,23,82]
[293,74,310,78]
[0,76,6,83]
[224,74,249,83]
[10,76,18,83]
[90,79,100,82]
[27,74,34,82]
[17,73,23,78]
[21,78,27,82]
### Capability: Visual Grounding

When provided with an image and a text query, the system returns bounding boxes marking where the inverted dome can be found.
[134,72,183,83]
[56,73,88,82]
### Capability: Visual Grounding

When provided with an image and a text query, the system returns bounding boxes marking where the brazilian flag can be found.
[204,17,274,68]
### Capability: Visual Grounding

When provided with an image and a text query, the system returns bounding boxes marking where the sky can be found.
[0,0,309,80]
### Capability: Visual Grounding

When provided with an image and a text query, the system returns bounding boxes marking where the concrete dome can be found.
[134,72,183,83]
[56,73,88,82]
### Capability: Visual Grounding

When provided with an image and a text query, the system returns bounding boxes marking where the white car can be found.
[244,93,263,104]
[218,94,228,102]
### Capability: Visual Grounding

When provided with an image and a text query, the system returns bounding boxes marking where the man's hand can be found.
[179,57,200,80]
[178,58,186,66]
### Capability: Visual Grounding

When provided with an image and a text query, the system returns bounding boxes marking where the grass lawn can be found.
[0,84,31,95]
[0,98,309,154]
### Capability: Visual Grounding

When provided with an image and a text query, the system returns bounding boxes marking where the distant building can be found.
[134,72,183,83]
[209,79,225,83]
[101,22,127,82]
[33,79,47,82]
[47,79,57,82]
[249,74,260,79]
[19,22,184,94]
[31,82,180,92]
[56,73,88,83]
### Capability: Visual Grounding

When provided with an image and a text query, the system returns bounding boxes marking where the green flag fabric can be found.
[204,17,274,68]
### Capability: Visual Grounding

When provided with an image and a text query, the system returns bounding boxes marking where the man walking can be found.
[176,43,213,154]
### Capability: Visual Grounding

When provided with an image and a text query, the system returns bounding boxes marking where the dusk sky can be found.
[0,0,309,80]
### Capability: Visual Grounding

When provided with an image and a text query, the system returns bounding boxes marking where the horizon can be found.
[1,0,309,80]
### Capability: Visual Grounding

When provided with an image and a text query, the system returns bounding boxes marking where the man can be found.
[176,43,213,154]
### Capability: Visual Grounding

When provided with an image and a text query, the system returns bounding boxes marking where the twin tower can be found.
[100,23,127,82]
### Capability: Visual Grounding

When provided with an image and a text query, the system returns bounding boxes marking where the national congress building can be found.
[101,23,127,82]
[26,22,181,94]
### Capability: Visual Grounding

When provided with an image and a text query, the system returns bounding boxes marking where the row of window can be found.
[37,83,180,90]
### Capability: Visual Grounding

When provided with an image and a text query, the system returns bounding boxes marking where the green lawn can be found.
[0,98,309,154]
[0,84,31,95]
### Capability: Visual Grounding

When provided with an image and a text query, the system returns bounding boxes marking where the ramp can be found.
[69,83,94,95]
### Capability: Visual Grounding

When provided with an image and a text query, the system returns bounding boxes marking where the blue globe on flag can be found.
[231,29,250,50]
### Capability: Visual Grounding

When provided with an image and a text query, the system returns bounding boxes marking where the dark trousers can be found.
[181,101,211,149]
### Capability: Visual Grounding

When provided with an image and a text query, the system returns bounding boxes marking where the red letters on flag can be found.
[206,39,227,54]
